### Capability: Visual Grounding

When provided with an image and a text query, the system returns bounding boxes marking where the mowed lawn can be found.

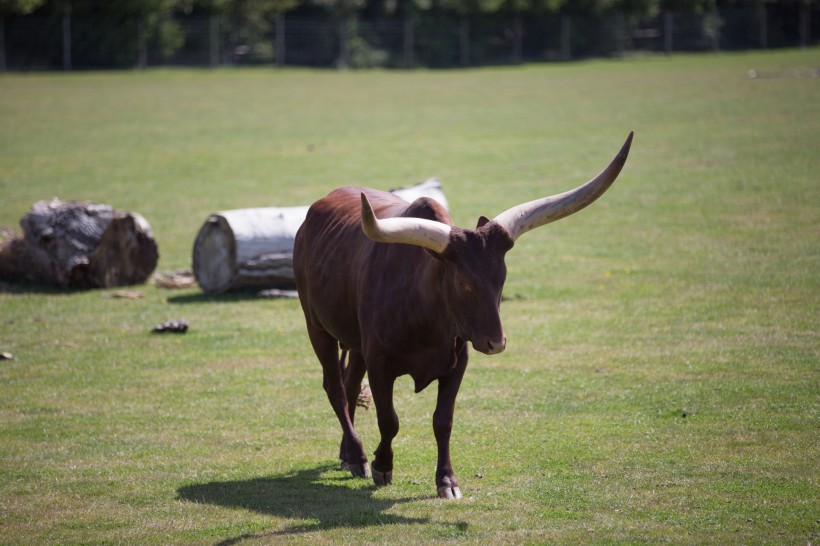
[0,49,818,544]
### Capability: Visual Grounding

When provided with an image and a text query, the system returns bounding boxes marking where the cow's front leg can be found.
[339,350,367,471]
[433,339,469,499]
[368,366,398,486]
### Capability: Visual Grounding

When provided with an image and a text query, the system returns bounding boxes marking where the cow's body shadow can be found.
[177,464,458,542]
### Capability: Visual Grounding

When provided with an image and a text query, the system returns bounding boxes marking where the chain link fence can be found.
[1,5,818,71]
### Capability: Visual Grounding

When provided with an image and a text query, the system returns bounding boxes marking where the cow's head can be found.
[360,132,633,355]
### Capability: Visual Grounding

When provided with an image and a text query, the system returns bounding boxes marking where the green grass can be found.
[1,49,818,544]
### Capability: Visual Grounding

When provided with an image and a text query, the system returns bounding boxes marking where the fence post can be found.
[0,16,6,72]
[758,2,767,49]
[276,16,285,67]
[560,14,571,60]
[799,2,809,48]
[664,10,673,54]
[403,16,414,68]
[338,17,350,68]
[62,10,72,70]
[512,15,522,64]
[138,19,147,68]
[709,10,720,51]
[615,11,625,57]
[210,15,220,67]
[459,17,470,66]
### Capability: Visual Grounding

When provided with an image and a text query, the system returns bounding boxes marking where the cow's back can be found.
[293,187,420,350]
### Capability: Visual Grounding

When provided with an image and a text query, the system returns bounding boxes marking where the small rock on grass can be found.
[151,320,189,334]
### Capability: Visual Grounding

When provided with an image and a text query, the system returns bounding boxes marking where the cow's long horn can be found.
[493,131,633,241]
[360,193,452,254]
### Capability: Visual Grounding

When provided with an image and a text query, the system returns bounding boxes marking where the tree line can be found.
[4,0,815,25]
[1,0,816,69]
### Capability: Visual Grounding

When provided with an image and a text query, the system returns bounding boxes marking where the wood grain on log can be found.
[193,207,308,294]
[0,199,158,288]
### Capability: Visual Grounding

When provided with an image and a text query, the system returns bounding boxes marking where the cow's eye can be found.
[459,279,473,293]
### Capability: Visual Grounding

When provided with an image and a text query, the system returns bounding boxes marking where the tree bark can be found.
[0,199,158,288]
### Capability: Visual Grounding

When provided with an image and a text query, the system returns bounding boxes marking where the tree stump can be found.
[192,178,448,295]
[0,199,158,288]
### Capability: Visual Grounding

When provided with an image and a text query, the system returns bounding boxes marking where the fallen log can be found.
[192,178,448,295]
[193,206,309,294]
[0,199,158,288]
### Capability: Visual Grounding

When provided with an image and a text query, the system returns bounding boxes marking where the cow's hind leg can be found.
[433,340,469,499]
[307,325,370,478]
[338,350,367,472]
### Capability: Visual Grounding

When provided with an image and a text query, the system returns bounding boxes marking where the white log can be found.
[192,179,447,294]
[192,207,307,294]
[389,177,449,210]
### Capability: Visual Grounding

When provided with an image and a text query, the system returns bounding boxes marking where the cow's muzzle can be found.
[473,336,506,355]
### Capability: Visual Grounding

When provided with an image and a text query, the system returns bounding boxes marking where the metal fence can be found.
[1,5,818,71]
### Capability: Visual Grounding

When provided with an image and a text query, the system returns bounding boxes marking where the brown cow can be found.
[293,132,633,499]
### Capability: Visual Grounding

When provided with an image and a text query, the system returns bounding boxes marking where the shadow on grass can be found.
[166,289,295,305]
[0,279,85,295]
[177,464,463,543]
[167,292,258,305]
[168,287,298,304]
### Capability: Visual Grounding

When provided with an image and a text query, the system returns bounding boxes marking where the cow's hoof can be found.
[340,460,371,478]
[346,461,371,479]
[373,469,392,486]
[437,485,463,499]
[437,476,462,499]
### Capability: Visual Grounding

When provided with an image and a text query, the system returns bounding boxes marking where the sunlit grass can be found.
[1,49,818,544]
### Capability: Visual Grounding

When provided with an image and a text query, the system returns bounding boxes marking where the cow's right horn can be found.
[493,131,633,242]
[360,193,452,254]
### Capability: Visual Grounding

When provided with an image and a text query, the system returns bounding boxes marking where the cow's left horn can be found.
[493,131,633,242]
[360,193,452,254]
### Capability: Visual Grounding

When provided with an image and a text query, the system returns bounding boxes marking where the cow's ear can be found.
[476,216,491,228]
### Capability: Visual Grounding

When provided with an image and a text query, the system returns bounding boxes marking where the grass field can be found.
[1,49,818,544]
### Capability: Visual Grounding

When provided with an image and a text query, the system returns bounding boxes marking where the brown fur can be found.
[294,186,514,498]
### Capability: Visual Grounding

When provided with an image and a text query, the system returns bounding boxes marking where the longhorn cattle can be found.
[292,132,633,499]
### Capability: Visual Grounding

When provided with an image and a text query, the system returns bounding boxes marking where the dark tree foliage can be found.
[8,0,815,68]
[0,0,46,14]
[27,0,814,20]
